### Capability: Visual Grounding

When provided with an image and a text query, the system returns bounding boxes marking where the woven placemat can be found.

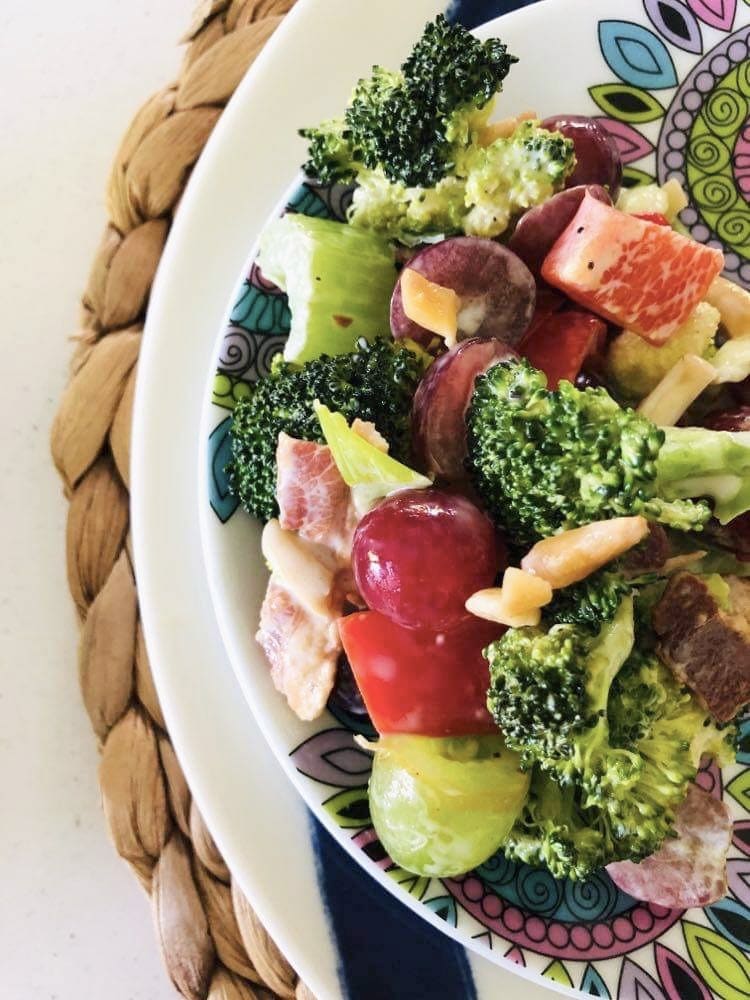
[49,2,316,998]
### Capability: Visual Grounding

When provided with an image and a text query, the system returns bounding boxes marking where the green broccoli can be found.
[257,214,396,364]
[300,18,574,241]
[656,425,750,524]
[467,359,750,544]
[301,16,517,188]
[543,568,634,632]
[503,769,619,881]
[487,597,636,774]
[488,599,734,879]
[227,338,426,521]
[457,120,574,236]
[348,119,573,243]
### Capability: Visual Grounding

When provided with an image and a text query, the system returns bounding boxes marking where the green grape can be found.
[369,733,530,877]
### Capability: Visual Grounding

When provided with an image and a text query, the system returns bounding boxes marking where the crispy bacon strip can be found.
[256,580,340,721]
[653,572,750,722]
[257,434,364,720]
[276,432,357,564]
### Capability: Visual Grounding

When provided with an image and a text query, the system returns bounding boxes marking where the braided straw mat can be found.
[49,1,318,997]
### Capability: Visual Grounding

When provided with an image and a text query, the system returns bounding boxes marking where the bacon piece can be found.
[256,580,341,721]
[607,784,732,908]
[257,433,364,721]
[276,432,357,563]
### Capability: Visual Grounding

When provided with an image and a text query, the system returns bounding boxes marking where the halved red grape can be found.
[725,513,750,562]
[352,488,501,630]
[328,654,370,720]
[704,406,750,432]
[508,185,611,277]
[729,378,750,407]
[412,338,517,480]
[541,115,622,198]
[390,237,535,349]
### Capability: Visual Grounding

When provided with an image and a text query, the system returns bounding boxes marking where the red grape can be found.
[390,237,535,349]
[703,406,750,432]
[730,377,750,407]
[352,488,501,630]
[412,338,517,480]
[726,513,750,561]
[541,115,622,198]
[328,654,370,720]
[508,185,611,277]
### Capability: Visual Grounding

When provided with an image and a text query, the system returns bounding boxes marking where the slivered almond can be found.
[522,516,649,589]
[466,567,552,627]
[401,268,459,345]
[637,354,716,426]
[261,519,334,618]
[466,588,542,628]
[705,276,750,339]
[498,567,553,613]
[479,109,537,145]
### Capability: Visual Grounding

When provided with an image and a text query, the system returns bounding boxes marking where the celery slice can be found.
[258,214,396,364]
[314,402,431,512]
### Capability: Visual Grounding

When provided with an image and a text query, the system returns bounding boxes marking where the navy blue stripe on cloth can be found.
[309,816,478,1000]
[309,3,544,998]
[447,0,541,30]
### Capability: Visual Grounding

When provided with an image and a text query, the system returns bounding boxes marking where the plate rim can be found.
[131,0,741,995]
[132,1,561,997]
[192,2,592,994]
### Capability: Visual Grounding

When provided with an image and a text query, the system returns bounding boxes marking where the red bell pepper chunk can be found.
[520,310,606,389]
[338,611,502,736]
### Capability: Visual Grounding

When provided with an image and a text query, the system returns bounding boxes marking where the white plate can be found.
[132,0,556,996]
[135,1,750,997]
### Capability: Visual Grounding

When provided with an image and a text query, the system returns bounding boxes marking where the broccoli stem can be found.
[657,427,750,524]
[584,597,634,713]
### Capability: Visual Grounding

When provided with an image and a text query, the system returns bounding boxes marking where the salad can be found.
[226,16,750,910]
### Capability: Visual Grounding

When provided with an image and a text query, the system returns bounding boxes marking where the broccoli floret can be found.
[606,301,720,403]
[544,568,634,632]
[301,16,517,188]
[300,118,353,185]
[487,597,635,774]
[227,338,425,521]
[489,599,734,879]
[458,120,575,236]
[466,359,712,545]
[503,769,619,881]
[300,18,575,242]
[346,122,574,242]
[601,650,734,854]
